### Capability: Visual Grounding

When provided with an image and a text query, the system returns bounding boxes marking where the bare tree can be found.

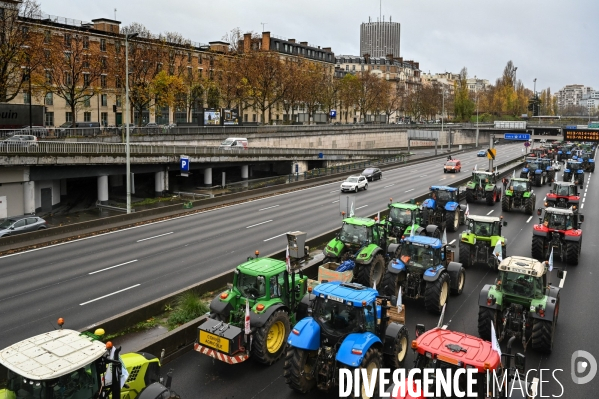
[238,50,283,123]
[355,71,380,122]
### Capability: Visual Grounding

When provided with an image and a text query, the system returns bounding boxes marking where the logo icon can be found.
[571,350,597,384]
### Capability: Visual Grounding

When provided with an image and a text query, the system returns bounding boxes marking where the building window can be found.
[352,65,355,71]
[115,76,122,88]
[23,91,30,104]
[244,114,248,122]
[188,66,192,80]
[101,94,107,106]
[44,30,51,43]
[198,68,203,77]
[83,95,91,107]
[252,114,256,122]
[198,54,202,63]
[84,112,91,122]
[65,112,73,122]
[83,74,90,86]
[101,112,108,126]
[45,112,54,126]
[116,95,122,107]
[100,39,106,52]
[45,70,52,84]
[188,52,192,62]
[64,72,72,85]
[83,35,89,49]
[100,75,107,88]
[101,57,107,70]
[64,33,71,47]
[115,41,121,54]
[45,93,53,105]
[284,44,288,52]
[275,42,280,50]
[209,69,213,79]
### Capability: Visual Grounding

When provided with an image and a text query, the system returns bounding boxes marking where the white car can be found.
[340,175,368,192]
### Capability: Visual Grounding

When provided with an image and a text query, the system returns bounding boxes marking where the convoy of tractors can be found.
[0,140,593,399]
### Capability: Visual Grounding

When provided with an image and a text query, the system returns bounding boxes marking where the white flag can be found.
[474,164,478,171]
[397,287,402,313]
[479,179,482,189]
[442,228,447,245]
[410,223,416,237]
[548,247,554,271]
[285,245,291,273]
[491,321,502,359]
[437,303,446,328]
[350,201,355,217]
[377,211,380,223]
[244,299,251,335]
[465,204,470,217]
[512,170,516,179]
[494,240,503,262]
[495,166,498,175]
[373,280,377,291]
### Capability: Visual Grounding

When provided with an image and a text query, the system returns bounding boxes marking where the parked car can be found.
[340,175,368,192]
[0,135,38,148]
[0,216,47,237]
[360,167,382,181]
[477,150,486,157]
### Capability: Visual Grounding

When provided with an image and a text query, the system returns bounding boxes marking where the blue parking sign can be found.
[180,156,190,172]
[330,110,337,118]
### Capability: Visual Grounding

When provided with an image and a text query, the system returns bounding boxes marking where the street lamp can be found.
[533,78,537,119]
[441,88,447,149]
[475,87,479,147]
[513,67,518,89]
[125,32,138,214]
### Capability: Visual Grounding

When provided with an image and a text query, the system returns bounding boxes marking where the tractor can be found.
[284,282,409,398]
[520,158,548,186]
[0,320,179,399]
[538,158,555,183]
[478,256,563,354]
[386,201,430,242]
[459,215,507,270]
[197,249,308,365]
[501,177,536,214]
[545,182,580,209]
[578,150,595,172]
[421,186,466,232]
[389,325,535,398]
[465,171,502,205]
[531,207,584,265]
[381,235,465,314]
[562,159,584,187]
[323,217,392,287]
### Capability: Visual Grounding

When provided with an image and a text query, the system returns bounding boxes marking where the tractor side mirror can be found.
[415,324,425,338]
[503,221,508,226]
[579,215,584,223]
[557,270,565,279]
[515,353,526,372]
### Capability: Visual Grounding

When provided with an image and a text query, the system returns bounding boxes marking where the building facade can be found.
[556,84,594,110]
[360,19,400,58]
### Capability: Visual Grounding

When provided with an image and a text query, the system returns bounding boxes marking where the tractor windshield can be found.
[236,273,266,299]
[500,271,544,298]
[389,207,412,225]
[473,173,491,185]
[543,212,573,230]
[1,363,99,399]
[339,223,371,245]
[469,221,496,237]
[527,162,541,170]
[399,243,435,269]
[434,190,454,202]
[567,162,581,171]
[511,180,528,192]
[313,297,362,336]
[554,185,574,196]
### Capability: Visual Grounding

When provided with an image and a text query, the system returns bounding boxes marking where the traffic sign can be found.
[524,141,531,147]
[504,133,530,140]
[330,110,337,118]
[180,155,190,174]
[486,148,496,160]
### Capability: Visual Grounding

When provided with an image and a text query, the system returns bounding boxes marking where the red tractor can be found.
[545,182,580,209]
[529,148,547,158]
[532,207,584,265]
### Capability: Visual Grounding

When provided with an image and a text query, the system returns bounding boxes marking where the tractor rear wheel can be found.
[350,347,384,399]
[384,325,409,369]
[459,242,471,267]
[450,266,466,295]
[477,306,500,342]
[531,236,545,261]
[424,272,450,314]
[422,208,431,225]
[283,347,317,393]
[366,254,386,288]
[252,309,290,365]
[485,190,494,205]
[381,271,404,297]
[466,189,474,203]
[525,195,535,215]
[531,318,555,353]
[501,194,510,211]
[535,175,541,186]
[566,241,580,266]
[447,211,459,232]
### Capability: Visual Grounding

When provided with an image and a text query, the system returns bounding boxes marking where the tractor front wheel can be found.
[349,347,384,399]
[384,325,409,369]
[366,254,386,288]
[466,189,474,203]
[566,241,580,266]
[459,242,471,267]
[424,272,450,314]
[447,211,459,232]
[283,347,317,393]
[450,266,466,295]
[485,190,494,206]
[478,306,500,342]
[252,309,290,365]
[525,195,535,215]
[531,236,545,261]
[501,193,510,211]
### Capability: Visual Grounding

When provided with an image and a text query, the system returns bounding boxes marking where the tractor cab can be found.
[530,148,546,158]
[471,171,497,186]
[465,215,506,238]
[510,178,531,193]
[538,207,582,231]
[496,256,547,300]
[546,182,580,209]
[336,217,383,249]
[522,159,541,175]
[396,236,454,270]
[426,186,459,209]
[387,202,422,239]
[565,160,583,172]
[538,158,553,171]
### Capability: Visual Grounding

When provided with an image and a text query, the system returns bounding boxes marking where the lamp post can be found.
[125,32,138,214]
[514,67,518,89]
[27,66,32,131]
[441,88,447,149]
[475,87,479,147]
[533,78,537,119]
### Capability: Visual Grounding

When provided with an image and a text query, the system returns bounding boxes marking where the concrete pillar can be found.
[23,181,35,214]
[109,174,124,187]
[164,169,169,191]
[155,171,165,196]
[241,165,249,180]
[204,168,212,186]
[222,171,226,188]
[60,179,67,198]
[293,161,309,174]
[97,175,108,203]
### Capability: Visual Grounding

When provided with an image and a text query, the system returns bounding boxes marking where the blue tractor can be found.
[563,159,584,188]
[421,186,466,232]
[284,282,408,397]
[521,157,548,186]
[381,235,465,314]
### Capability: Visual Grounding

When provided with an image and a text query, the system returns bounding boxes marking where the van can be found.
[219,137,248,150]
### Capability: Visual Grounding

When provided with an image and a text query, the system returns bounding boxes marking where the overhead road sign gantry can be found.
[504,133,530,140]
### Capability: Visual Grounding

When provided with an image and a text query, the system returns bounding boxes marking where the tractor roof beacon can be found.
[196,241,309,366]
[478,256,563,354]
[459,214,508,270]
[0,320,178,399]
[284,281,409,398]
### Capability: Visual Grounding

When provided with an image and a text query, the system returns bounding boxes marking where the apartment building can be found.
[556,84,594,110]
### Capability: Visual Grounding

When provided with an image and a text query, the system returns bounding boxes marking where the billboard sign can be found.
[0,104,44,129]
[203,109,221,126]
[222,109,239,125]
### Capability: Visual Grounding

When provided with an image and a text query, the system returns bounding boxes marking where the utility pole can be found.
[475,87,479,147]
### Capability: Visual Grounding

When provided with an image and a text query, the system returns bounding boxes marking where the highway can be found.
[164,146,599,398]
[0,143,522,352]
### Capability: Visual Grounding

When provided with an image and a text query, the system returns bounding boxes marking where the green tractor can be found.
[459,215,507,270]
[386,200,441,243]
[478,256,563,353]
[323,217,390,287]
[501,177,536,215]
[196,247,308,365]
[465,170,502,205]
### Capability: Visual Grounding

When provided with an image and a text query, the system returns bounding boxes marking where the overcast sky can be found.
[37,0,598,92]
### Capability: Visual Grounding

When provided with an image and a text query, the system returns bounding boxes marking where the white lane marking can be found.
[80,284,141,306]
[356,205,368,210]
[264,233,288,242]
[329,190,338,193]
[259,205,279,211]
[582,203,585,209]
[89,260,138,275]
[559,271,567,288]
[439,178,446,181]
[419,175,428,177]
[405,189,415,193]
[526,216,533,223]
[384,184,395,188]
[583,198,586,202]
[246,220,273,229]
[136,232,173,242]
[448,239,456,246]
[543,197,546,201]
[332,200,340,203]
[487,210,494,215]
[584,192,587,197]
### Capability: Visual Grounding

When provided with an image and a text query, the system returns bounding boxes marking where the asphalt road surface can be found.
[165,149,599,398]
[0,142,521,352]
